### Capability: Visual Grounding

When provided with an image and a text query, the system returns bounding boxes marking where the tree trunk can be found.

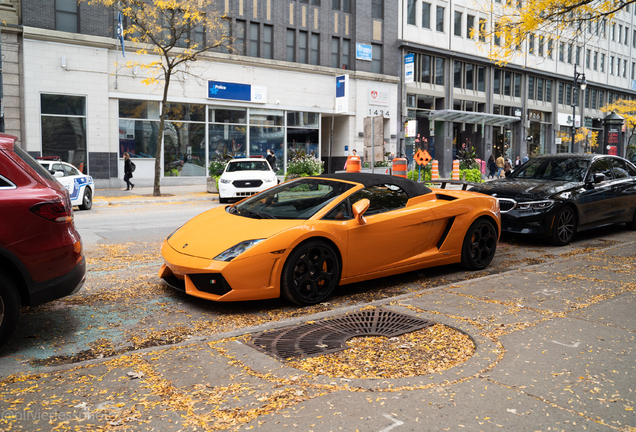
[153,72,171,197]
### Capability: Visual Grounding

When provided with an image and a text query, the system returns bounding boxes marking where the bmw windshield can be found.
[510,158,589,182]
[228,178,355,220]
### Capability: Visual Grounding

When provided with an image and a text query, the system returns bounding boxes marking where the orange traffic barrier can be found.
[78,163,84,173]
[431,160,439,180]
[346,155,361,173]
[392,158,407,178]
[452,160,460,180]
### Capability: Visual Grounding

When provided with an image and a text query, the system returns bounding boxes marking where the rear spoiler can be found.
[419,180,480,191]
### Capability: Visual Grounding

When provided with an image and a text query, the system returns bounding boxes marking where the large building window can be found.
[250,109,284,172]
[454,11,462,36]
[435,57,445,85]
[371,44,382,73]
[454,61,462,88]
[249,23,259,57]
[343,39,350,69]
[478,66,485,91]
[286,29,295,62]
[41,94,87,172]
[331,37,340,68]
[235,20,246,55]
[263,25,273,59]
[209,106,247,164]
[311,34,320,65]
[372,0,383,19]
[299,31,308,63]
[478,18,486,42]
[467,15,474,40]
[422,3,431,29]
[436,6,444,32]
[118,100,159,160]
[407,0,416,25]
[56,0,78,33]
[164,103,206,177]
[287,111,320,173]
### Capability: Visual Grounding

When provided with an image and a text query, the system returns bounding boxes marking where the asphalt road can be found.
[0,200,634,431]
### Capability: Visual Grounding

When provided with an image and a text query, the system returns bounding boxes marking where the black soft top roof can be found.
[315,173,432,198]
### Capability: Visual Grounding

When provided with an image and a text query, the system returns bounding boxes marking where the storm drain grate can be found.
[246,309,435,361]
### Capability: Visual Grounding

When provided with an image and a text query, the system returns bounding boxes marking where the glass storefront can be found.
[118,100,321,177]
[41,94,88,173]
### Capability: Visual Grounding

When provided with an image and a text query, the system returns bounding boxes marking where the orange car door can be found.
[345,185,435,277]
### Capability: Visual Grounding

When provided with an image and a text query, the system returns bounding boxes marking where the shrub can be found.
[459,168,483,183]
[284,154,323,181]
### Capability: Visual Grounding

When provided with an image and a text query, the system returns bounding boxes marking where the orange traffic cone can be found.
[392,158,407,178]
[452,160,460,180]
[431,160,439,180]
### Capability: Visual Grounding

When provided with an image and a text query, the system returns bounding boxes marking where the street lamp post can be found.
[571,64,587,152]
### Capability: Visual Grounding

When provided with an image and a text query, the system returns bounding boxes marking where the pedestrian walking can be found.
[496,154,505,178]
[504,158,512,177]
[487,155,497,179]
[266,149,278,172]
[515,156,520,166]
[123,152,135,191]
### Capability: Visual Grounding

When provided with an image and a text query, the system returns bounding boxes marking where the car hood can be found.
[221,171,275,180]
[470,178,581,200]
[166,206,303,260]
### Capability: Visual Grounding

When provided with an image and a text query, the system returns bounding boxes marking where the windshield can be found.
[509,158,589,182]
[231,178,355,220]
[227,161,270,172]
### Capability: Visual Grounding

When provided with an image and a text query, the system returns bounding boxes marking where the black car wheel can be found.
[551,206,577,246]
[626,208,636,230]
[0,271,21,348]
[462,219,497,270]
[79,188,92,210]
[461,219,498,270]
[281,240,341,306]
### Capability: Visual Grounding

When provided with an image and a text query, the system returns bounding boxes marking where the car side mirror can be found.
[351,199,370,225]
[593,173,605,184]
[53,171,64,178]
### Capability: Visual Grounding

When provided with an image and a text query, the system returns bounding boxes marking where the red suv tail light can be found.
[30,200,73,223]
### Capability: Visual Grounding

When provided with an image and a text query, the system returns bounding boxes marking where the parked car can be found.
[37,157,94,210]
[160,173,500,306]
[470,153,636,245]
[218,158,278,203]
[0,134,85,348]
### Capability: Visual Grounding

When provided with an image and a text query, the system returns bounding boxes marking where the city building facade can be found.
[17,0,400,187]
[398,0,635,177]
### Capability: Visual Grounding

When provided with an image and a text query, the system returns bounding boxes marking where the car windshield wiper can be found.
[238,207,277,219]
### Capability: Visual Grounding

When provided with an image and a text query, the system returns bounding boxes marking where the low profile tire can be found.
[461,219,498,270]
[79,188,92,210]
[281,240,341,306]
[219,197,229,204]
[0,271,22,349]
[551,206,577,246]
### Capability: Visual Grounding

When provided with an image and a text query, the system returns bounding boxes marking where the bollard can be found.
[452,160,460,180]
[431,160,439,180]
[392,158,407,178]
[346,155,361,173]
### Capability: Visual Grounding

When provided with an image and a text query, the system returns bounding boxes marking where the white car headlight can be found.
[220,178,232,184]
[264,177,275,183]
[516,200,555,211]
[214,239,265,262]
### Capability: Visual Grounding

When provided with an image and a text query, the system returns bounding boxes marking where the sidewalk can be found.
[92,184,216,206]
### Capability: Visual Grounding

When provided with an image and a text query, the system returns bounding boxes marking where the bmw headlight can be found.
[220,178,232,184]
[516,200,555,211]
[214,239,265,261]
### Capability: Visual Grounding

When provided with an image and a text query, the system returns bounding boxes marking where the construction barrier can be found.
[452,160,460,180]
[346,155,361,173]
[431,160,439,180]
[392,158,407,178]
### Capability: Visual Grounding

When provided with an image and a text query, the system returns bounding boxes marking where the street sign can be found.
[414,149,432,166]
[356,44,372,61]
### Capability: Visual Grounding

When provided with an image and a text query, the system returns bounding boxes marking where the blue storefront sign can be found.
[208,81,267,103]
[404,53,414,83]
[356,43,372,61]
[336,75,346,98]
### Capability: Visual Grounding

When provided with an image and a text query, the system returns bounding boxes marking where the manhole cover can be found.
[247,308,434,361]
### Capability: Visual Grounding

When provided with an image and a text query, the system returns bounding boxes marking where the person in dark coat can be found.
[266,149,278,172]
[487,155,497,179]
[123,152,134,191]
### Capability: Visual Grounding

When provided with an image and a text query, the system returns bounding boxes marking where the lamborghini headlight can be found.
[516,200,555,211]
[214,239,265,262]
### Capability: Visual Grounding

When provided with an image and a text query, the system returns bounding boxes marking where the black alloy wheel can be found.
[79,188,92,210]
[281,240,341,306]
[461,219,498,270]
[626,207,636,230]
[0,271,21,348]
[551,206,577,246]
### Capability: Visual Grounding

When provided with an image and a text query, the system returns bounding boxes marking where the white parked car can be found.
[37,158,95,210]
[218,158,277,204]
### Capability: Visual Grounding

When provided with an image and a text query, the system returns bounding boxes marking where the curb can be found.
[93,194,218,207]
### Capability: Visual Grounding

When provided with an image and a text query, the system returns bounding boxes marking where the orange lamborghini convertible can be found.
[159,173,500,306]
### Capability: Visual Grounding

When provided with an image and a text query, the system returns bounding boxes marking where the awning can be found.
[428,110,521,127]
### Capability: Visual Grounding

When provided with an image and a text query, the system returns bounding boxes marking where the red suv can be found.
[0,134,85,347]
